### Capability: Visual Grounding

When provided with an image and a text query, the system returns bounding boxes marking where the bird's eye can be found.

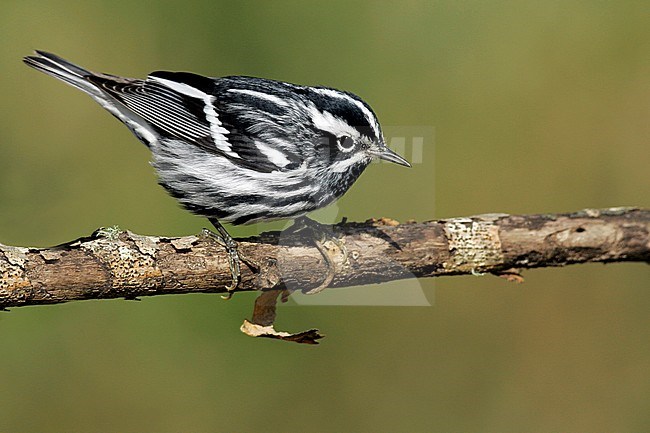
[336,135,355,152]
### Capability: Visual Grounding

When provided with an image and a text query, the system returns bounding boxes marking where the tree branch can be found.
[1,207,648,343]
[1,206,649,308]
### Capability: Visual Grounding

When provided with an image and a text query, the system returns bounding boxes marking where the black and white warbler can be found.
[23,51,410,294]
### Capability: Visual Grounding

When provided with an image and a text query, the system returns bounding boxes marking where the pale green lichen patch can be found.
[95,226,122,241]
[0,245,29,267]
[80,235,162,290]
[0,244,30,290]
[442,218,504,273]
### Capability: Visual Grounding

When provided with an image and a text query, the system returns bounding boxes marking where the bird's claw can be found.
[205,221,258,300]
[289,217,348,294]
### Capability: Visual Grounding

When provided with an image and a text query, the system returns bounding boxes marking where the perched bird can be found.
[23,51,410,294]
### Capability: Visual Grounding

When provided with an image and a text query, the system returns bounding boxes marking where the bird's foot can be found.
[204,221,260,300]
[288,217,348,294]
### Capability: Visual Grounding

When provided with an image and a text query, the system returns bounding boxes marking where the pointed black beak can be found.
[376,147,411,167]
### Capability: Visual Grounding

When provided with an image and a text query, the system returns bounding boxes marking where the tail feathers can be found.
[23,51,97,93]
[23,50,159,147]
[32,50,92,76]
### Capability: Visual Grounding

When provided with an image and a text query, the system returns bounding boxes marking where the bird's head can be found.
[302,86,411,172]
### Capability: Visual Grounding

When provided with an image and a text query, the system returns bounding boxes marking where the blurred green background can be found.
[1,1,649,432]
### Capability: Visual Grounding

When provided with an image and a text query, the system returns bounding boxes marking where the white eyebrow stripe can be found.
[227,88,289,107]
[312,87,381,139]
[150,76,239,159]
[306,104,361,139]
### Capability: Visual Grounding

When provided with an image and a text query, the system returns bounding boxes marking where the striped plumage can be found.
[23,51,409,225]
[23,50,411,294]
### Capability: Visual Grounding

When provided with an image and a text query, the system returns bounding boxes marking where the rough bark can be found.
[1,206,649,309]
[1,207,648,343]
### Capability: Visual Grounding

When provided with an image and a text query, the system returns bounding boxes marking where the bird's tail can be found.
[23,51,101,95]
[23,50,160,147]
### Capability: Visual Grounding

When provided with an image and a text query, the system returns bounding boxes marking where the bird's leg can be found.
[291,217,349,264]
[206,218,258,300]
[288,216,348,294]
